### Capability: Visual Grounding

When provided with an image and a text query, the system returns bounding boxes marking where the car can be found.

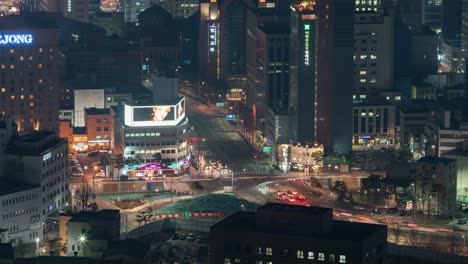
[195,238,205,244]
[276,191,285,196]
[287,197,296,203]
[296,194,306,201]
[379,218,393,224]
[353,205,366,210]
[187,236,195,242]
[171,234,179,240]
[95,170,105,177]
[291,190,298,195]
[179,233,187,240]
[372,208,382,214]
[387,207,398,214]
[457,218,467,225]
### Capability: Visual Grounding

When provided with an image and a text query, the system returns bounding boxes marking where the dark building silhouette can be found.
[210,203,387,264]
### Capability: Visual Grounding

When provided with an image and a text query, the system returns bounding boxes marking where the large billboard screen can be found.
[133,106,175,122]
[124,98,186,127]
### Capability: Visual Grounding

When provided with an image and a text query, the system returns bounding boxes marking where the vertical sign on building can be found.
[209,23,217,53]
[304,24,310,66]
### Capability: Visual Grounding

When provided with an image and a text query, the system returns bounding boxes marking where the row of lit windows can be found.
[128,149,177,155]
[2,207,39,220]
[6,48,49,53]
[2,193,39,207]
[254,247,347,263]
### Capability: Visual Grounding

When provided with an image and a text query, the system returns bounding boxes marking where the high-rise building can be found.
[219,0,258,108]
[209,203,388,264]
[123,0,151,24]
[289,0,353,153]
[0,14,60,132]
[199,0,220,82]
[354,0,395,92]
[422,0,443,33]
[73,89,105,127]
[461,0,468,70]
[442,0,462,47]
[152,0,198,19]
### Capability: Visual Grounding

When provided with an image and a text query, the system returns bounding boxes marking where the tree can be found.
[333,181,348,201]
[49,238,67,256]
[391,224,402,244]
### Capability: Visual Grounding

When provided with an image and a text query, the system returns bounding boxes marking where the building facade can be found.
[415,157,457,217]
[1,131,69,217]
[123,0,151,24]
[84,108,114,152]
[73,89,105,127]
[352,102,396,150]
[152,0,198,19]
[443,141,468,202]
[0,16,60,131]
[289,0,353,153]
[199,0,220,82]
[0,184,42,246]
[210,203,387,264]
[354,1,395,92]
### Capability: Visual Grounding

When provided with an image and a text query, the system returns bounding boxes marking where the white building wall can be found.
[74,89,105,127]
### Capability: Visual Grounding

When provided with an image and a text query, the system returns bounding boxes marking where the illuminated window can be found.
[10,95,15,100]
[20,95,24,100]
[360,79,367,83]
[308,251,314,259]
[395,96,401,101]
[339,255,346,263]
[29,95,34,99]
[29,102,34,107]
[1,88,5,93]
[39,48,43,53]
[9,49,14,53]
[39,79,43,84]
[266,247,272,256]
[256,247,262,255]
[370,55,377,59]
[224,258,231,264]
[297,250,304,259]
[20,56,24,61]
[360,71,367,75]
[29,56,33,60]
[38,64,43,68]
[360,55,367,59]
[10,65,14,69]
[1,65,4,69]
[370,79,376,83]
[329,254,336,262]
[361,112,366,117]
[318,253,325,261]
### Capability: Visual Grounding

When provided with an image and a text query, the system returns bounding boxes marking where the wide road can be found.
[185,94,271,172]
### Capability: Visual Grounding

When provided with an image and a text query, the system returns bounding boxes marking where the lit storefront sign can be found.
[0,34,33,45]
[304,24,310,66]
[43,152,52,161]
[209,23,217,53]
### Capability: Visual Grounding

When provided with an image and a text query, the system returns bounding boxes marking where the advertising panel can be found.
[133,106,175,122]
[124,98,186,127]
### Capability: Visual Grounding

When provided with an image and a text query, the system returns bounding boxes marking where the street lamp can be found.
[35,238,40,255]
[79,234,87,256]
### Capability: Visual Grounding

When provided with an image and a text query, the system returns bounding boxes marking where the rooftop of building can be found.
[211,203,385,241]
[417,156,455,165]
[0,180,39,196]
[68,210,120,223]
[85,108,110,116]
[4,131,66,156]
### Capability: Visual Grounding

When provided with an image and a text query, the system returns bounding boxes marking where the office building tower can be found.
[289,0,353,153]
[152,0,198,19]
[0,14,60,132]
[41,0,89,22]
[442,0,462,47]
[461,0,468,70]
[219,0,258,108]
[210,203,388,264]
[74,89,105,127]
[1,131,69,217]
[396,0,422,30]
[422,0,442,33]
[411,26,439,74]
[354,0,395,92]
[199,0,220,82]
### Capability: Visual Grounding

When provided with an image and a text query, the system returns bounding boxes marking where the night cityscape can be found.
[0,0,468,263]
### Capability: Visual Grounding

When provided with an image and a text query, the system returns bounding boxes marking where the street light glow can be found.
[79,234,87,243]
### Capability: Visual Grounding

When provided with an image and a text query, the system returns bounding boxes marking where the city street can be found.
[185,93,272,172]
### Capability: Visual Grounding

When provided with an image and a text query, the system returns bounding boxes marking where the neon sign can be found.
[0,34,33,45]
[209,23,217,53]
[304,25,310,65]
